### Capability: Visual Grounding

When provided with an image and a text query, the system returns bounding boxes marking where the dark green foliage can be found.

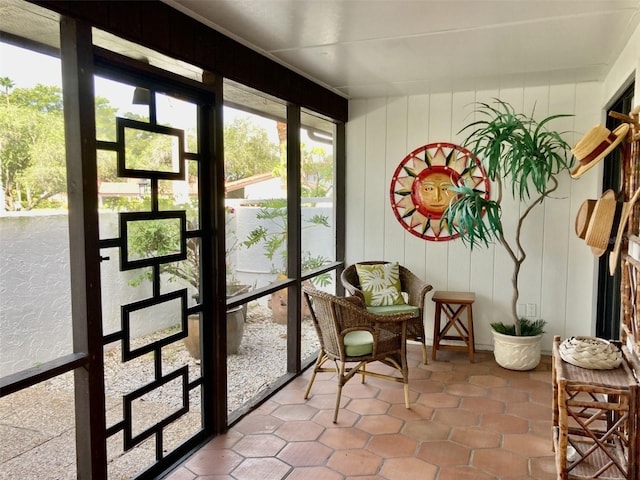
[442,184,502,248]
[243,198,331,285]
[443,100,573,335]
[491,318,546,336]
[461,99,572,200]
[443,99,573,250]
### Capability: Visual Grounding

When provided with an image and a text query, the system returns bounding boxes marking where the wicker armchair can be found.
[340,261,433,364]
[302,286,414,423]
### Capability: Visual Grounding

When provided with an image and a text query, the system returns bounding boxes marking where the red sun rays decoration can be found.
[390,142,490,241]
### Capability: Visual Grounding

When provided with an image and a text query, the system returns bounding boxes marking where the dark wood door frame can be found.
[597,83,635,340]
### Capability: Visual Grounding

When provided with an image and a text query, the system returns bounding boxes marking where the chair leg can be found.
[402,352,410,409]
[304,351,325,399]
[403,383,410,409]
[420,342,428,365]
[383,354,411,410]
[333,361,348,423]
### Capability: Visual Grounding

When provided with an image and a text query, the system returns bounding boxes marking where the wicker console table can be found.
[552,336,639,479]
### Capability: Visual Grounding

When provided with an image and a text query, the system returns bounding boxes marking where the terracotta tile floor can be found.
[166,344,556,480]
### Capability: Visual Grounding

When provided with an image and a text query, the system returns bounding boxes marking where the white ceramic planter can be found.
[492,329,543,371]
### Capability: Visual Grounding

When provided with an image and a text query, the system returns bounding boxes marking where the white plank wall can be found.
[346,82,603,353]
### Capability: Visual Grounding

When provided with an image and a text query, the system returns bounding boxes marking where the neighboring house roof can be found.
[98,173,275,196]
[225,173,274,192]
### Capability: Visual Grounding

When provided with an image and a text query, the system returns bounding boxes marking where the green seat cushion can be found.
[343,330,374,356]
[355,262,406,306]
[366,305,420,317]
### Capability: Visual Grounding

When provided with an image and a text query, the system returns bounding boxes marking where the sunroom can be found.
[2,1,640,479]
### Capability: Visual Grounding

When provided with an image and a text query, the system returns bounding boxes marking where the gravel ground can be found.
[99,303,320,413]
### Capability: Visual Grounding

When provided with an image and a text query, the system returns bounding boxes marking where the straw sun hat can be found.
[570,123,629,179]
[574,199,595,240]
[578,188,640,275]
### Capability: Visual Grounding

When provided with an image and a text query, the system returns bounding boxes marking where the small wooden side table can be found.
[432,291,476,362]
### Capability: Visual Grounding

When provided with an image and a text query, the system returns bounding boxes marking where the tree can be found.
[443,100,572,336]
[127,211,199,290]
[0,76,14,106]
[0,83,122,210]
[224,117,280,180]
[243,198,331,284]
[17,111,67,209]
[300,144,333,197]
[10,84,63,113]
[0,83,65,209]
[272,119,334,198]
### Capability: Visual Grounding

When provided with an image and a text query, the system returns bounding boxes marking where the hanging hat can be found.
[570,124,629,179]
[583,189,640,272]
[584,190,618,257]
[609,187,640,275]
[575,199,596,239]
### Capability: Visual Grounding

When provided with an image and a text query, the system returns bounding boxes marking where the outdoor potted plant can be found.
[243,198,332,324]
[443,99,573,370]
[128,205,251,357]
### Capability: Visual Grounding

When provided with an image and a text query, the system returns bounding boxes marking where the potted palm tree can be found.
[443,99,573,370]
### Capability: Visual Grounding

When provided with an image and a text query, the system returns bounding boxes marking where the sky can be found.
[0,41,326,149]
[1,42,135,115]
[0,42,62,88]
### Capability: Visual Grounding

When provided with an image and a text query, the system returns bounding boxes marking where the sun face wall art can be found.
[389,142,490,241]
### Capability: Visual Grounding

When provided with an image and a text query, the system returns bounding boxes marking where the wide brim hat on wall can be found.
[575,199,596,239]
[582,188,640,275]
[584,190,617,257]
[570,124,629,179]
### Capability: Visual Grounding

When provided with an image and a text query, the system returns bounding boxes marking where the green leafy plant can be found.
[126,206,199,290]
[443,99,573,336]
[491,318,546,336]
[127,203,249,297]
[243,198,332,287]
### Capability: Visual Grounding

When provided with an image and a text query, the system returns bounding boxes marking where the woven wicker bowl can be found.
[559,336,622,370]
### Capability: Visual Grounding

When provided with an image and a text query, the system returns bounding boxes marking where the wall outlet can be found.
[526,303,537,318]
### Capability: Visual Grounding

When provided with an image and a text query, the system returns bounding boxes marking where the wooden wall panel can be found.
[404,94,430,281]
[383,97,409,265]
[425,92,453,293]
[363,98,388,260]
[541,84,578,347]
[566,82,603,336]
[467,89,499,348]
[345,100,367,263]
[516,85,549,326]
[447,90,475,294]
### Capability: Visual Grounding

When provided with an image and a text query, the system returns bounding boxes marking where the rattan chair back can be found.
[302,286,414,422]
[340,261,432,363]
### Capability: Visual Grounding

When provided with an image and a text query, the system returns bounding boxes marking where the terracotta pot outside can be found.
[184,305,246,358]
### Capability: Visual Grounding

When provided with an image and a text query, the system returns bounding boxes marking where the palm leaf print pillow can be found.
[355,262,406,306]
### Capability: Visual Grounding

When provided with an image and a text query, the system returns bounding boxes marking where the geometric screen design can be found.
[123,366,189,449]
[119,210,187,270]
[121,289,188,361]
[117,117,185,180]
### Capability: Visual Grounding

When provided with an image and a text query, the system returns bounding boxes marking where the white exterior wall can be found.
[0,205,334,376]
